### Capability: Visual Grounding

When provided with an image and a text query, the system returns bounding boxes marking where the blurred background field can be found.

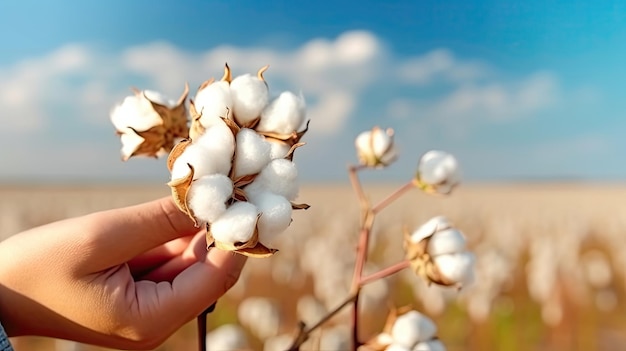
[4,182,626,351]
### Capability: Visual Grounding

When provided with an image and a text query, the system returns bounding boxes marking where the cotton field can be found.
[3,183,626,351]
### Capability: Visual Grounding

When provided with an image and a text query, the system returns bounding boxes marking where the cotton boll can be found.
[427,228,467,256]
[410,216,452,244]
[187,174,233,223]
[194,120,236,175]
[170,143,218,181]
[234,128,272,178]
[417,151,461,194]
[110,94,162,132]
[246,158,299,200]
[434,252,475,285]
[205,324,249,351]
[210,201,259,244]
[194,81,233,128]
[248,191,292,244]
[258,91,306,134]
[413,340,446,351]
[391,311,437,348]
[269,140,291,160]
[230,74,269,125]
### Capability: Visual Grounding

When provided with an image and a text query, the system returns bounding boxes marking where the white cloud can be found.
[0,30,582,181]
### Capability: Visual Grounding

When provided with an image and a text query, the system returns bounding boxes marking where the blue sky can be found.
[1,0,625,183]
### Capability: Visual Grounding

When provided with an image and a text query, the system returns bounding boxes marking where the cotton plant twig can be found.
[286,168,416,351]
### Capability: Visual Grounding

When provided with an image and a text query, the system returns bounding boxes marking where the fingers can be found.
[127,235,194,277]
[138,245,247,328]
[78,197,200,271]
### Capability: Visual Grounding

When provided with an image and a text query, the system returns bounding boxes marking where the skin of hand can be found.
[0,197,246,350]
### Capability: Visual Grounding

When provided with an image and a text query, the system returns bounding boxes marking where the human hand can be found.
[0,197,246,349]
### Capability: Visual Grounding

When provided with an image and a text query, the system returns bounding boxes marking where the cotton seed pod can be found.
[247,191,293,244]
[186,174,233,224]
[355,126,398,168]
[415,150,460,195]
[230,66,270,126]
[257,91,307,135]
[111,85,189,161]
[404,216,475,288]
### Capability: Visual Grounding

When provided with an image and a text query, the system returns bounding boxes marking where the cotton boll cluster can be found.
[166,63,310,257]
[365,309,446,351]
[405,216,475,288]
[111,85,189,161]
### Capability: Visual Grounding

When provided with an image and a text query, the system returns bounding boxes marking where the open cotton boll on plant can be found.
[186,174,233,224]
[193,80,233,128]
[245,158,299,201]
[230,70,270,125]
[258,91,307,135]
[210,201,259,245]
[390,310,438,349]
[234,128,272,178]
[247,191,293,244]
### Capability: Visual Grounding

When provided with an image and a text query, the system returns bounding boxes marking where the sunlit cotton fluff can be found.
[245,158,299,200]
[390,310,437,349]
[187,174,233,223]
[269,141,292,159]
[194,119,236,175]
[248,191,293,244]
[434,252,475,285]
[230,73,269,125]
[205,324,249,351]
[355,127,398,167]
[410,216,452,243]
[170,143,221,181]
[143,90,177,107]
[417,151,460,194]
[258,91,307,134]
[210,201,259,244]
[234,128,272,178]
[193,81,233,128]
[385,344,411,351]
[414,340,447,351]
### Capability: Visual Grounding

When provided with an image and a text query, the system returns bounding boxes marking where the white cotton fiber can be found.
[258,91,306,134]
[118,131,145,160]
[170,143,217,181]
[143,89,177,107]
[194,81,233,128]
[110,94,162,132]
[427,228,467,256]
[234,128,271,178]
[210,201,259,244]
[246,158,299,200]
[194,120,236,175]
[433,252,475,285]
[230,74,269,125]
[269,141,291,160]
[391,310,437,348]
[413,340,446,351]
[247,191,292,244]
[385,344,412,351]
[410,216,451,244]
[187,174,233,223]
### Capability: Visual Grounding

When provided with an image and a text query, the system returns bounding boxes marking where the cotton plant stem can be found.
[359,260,411,286]
[286,293,358,350]
[371,180,415,214]
[197,302,217,351]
